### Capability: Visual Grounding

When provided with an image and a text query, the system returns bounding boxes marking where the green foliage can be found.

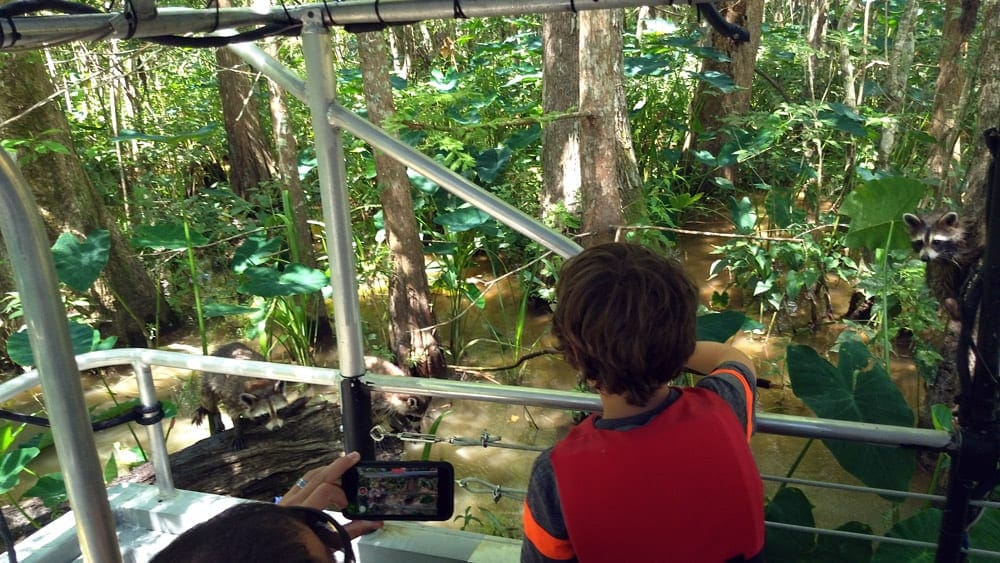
[6,319,116,367]
[787,338,916,493]
[765,486,875,563]
[4,230,117,367]
[869,508,1000,563]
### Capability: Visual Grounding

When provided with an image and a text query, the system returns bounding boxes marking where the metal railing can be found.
[0,347,982,558]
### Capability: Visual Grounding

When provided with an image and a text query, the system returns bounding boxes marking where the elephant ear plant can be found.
[1,230,176,520]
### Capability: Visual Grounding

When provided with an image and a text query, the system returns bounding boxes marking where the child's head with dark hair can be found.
[552,242,698,406]
[151,502,342,563]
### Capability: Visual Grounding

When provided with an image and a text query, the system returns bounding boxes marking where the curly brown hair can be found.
[552,242,698,406]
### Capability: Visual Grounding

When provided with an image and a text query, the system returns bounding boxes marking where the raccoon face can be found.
[903,212,964,262]
[239,380,289,430]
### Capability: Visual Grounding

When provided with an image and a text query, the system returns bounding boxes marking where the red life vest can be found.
[549,387,764,562]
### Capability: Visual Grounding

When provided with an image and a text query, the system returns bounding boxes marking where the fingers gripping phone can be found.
[342,461,454,521]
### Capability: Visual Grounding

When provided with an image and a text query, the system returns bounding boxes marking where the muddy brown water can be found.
[7,232,933,539]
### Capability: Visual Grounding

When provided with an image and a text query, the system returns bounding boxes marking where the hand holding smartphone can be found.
[342,461,454,521]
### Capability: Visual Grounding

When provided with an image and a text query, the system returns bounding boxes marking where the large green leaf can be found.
[6,320,104,367]
[691,70,739,93]
[232,234,282,274]
[0,446,40,494]
[818,103,868,138]
[434,207,491,233]
[787,341,916,493]
[111,124,217,144]
[131,223,209,250]
[695,311,747,343]
[873,506,1000,563]
[24,472,67,508]
[475,147,512,184]
[841,177,926,250]
[51,230,109,292]
[811,521,873,563]
[765,487,816,562]
[203,301,259,318]
[969,508,1000,561]
[872,509,939,563]
[237,264,328,297]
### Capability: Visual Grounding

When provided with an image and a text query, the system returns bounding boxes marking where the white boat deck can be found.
[5,483,521,562]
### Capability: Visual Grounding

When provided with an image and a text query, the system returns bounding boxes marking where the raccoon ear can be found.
[239,393,258,407]
[274,380,286,393]
[939,212,959,226]
[902,213,922,228]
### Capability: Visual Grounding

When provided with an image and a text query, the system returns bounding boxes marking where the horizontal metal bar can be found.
[1,0,706,50]
[1,348,954,453]
[756,411,953,452]
[762,474,1000,510]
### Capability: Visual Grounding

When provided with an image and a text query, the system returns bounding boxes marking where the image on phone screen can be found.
[345,462,453,520]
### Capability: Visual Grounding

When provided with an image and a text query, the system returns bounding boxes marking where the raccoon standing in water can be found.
[192,342,290,450]
[902,211,983,323]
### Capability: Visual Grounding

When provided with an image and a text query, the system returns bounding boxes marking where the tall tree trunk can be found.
[958,0,1000,223]
[835,0,861,108]
[685,0,764,191]
[213,0,276,199]
[806,0,828,102]
[357,31,446,379]
[264,41,315,271]
[927,0,981,200]
[876,0,920,169]
[0,51,177,347]
[540,11,581,225]
[578,9,641,246]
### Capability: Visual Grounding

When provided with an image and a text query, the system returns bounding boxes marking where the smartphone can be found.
[342,460,455,521]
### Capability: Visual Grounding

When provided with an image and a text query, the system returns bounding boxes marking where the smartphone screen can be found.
[343,461,454,521]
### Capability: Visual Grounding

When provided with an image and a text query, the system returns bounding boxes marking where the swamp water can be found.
[12,233,934,543]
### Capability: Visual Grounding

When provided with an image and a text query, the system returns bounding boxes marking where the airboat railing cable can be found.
[937,128,1000,563]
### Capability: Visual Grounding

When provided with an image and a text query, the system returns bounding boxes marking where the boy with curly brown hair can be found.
[522,242,764,562]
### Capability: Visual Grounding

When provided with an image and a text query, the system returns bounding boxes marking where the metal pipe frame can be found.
[0,153,121,561]
[227,42,583,259]
[300,14,376,458]
[0,0,710,50]
[1,348,955,453]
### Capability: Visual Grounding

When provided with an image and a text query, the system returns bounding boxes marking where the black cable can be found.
[568,0,576,14]
[0,402,165,431]
[146,22,300,47]
[696,2,750,43]
[0,507,16,563]
[0,0,102,17]
[277,0,293,25]
[205,0,219,34]
[122,0,137,40]
[373,0,382,23]
[453,0,466,19]
[321,0,334,26]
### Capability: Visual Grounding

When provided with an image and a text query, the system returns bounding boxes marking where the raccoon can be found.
[192,342,290,449]
[902,211,983,322]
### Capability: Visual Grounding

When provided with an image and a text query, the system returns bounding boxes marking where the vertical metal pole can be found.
[133,361,176,497]
[0,153,121,561]
[301,12,374,459]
